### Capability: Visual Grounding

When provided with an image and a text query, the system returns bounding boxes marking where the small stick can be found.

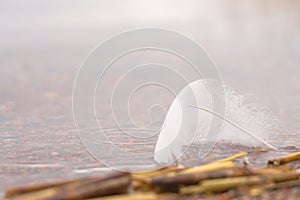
[131,180,153,192]
[131,166,184,181]
[180,175,265,195]
[153,167,254,185]
[251,167,291,176]
[6,172,130,200]
[131,166,185,191]
[5,171,128,198]
[86,192,163,200]
[5,179,79,197]
[268,152,300,166]
[132,161,234,191]
[179,161,235,175]
[213,152,248,163]
[251,179,300,192]
[131,165,185,188]
[271,171,300,183]
[270,179,300,190]
[152,167,254,192]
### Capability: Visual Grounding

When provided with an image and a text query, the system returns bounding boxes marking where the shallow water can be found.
[0,0,299,194]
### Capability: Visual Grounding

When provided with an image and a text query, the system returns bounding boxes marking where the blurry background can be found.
[0,0,299,193]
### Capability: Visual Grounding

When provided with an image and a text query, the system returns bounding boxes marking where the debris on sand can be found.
[4,152,300,200]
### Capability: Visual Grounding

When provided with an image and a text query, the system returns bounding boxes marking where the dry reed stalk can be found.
[5,179,76,198]
[180,175,266,195]
[213,152,248,163]
[268,152,300,166]
[131,166,185,182]
[151,167,255,193]
[134,155,239,192]
[86,192,163,200]
[251,167,292,176]
[270,171,300,183]
[131,166,185,190]
[179,161,235,175]
[5,172,130,200]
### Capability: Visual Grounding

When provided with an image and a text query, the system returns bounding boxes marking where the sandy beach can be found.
[0,0,299,196]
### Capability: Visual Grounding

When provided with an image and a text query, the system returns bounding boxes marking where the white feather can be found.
[154,79,277,165]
